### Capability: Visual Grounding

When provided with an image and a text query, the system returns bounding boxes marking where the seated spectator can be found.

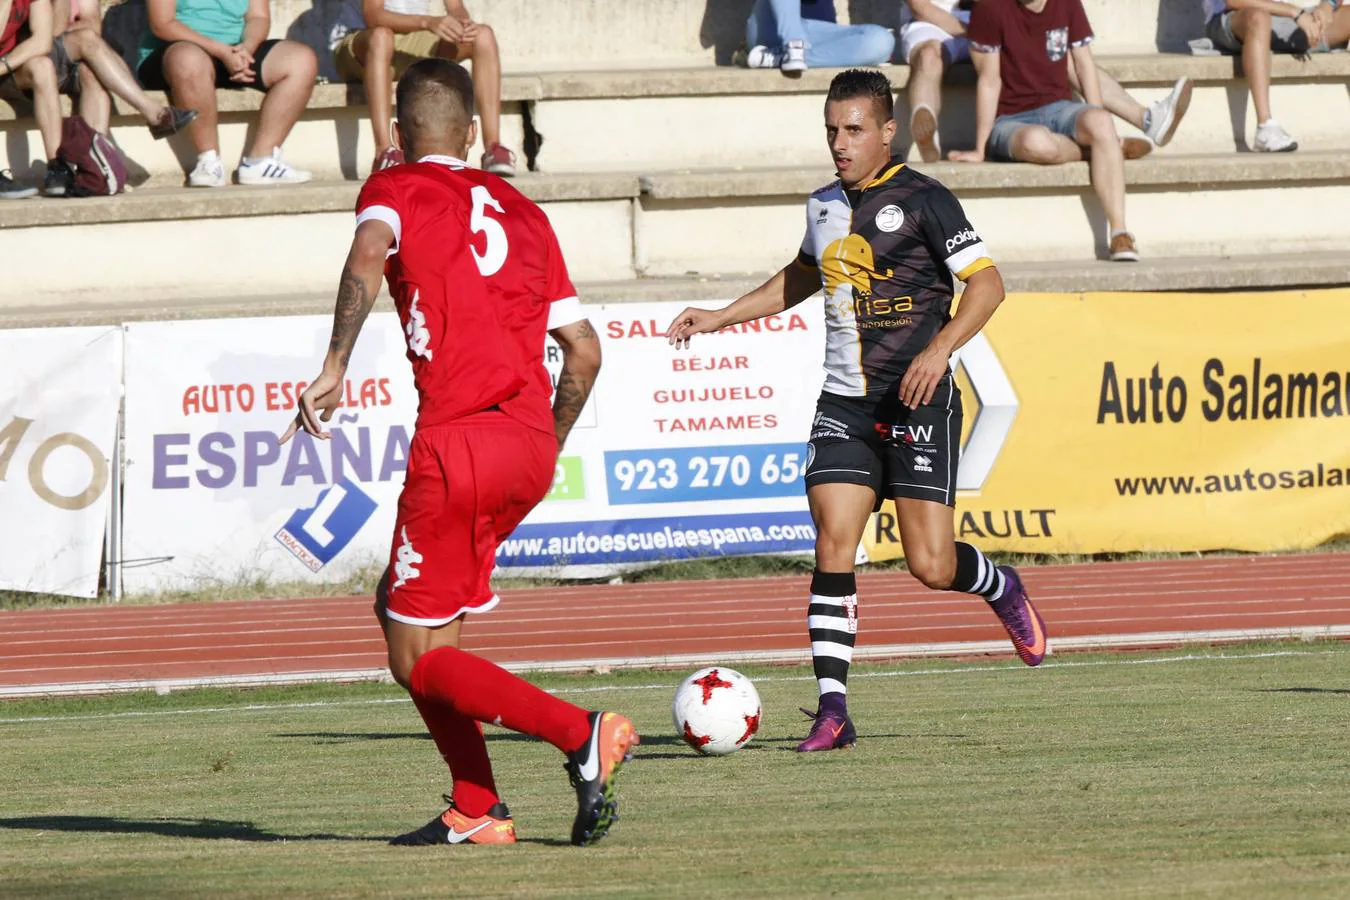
[333,0,514,175]
[952,0,1140,261]
[0,0,196,197]
[902,0,1191,162]
[1202,0,1346,151]
[739,0,895,75]
[139,0,318,186]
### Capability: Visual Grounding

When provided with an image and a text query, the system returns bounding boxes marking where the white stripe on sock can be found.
[808,614,853,631]
[810,594,846,607]
[817,677,847,695]
[810,640,855,661]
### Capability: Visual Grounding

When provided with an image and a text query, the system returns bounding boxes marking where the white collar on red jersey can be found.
[418,154,469,168]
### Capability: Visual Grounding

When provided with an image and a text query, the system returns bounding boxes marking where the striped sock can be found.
[952,541,1007,602]
[807,570,858,697]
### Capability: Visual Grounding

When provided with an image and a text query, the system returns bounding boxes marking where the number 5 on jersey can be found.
[470,185,508,276]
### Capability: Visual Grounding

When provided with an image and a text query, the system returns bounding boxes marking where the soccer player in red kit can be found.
[282,58,638,847]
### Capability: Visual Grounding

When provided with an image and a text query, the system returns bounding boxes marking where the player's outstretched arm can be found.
[665,260,819,349]
[281,220,393,443]
[550,317,602,448]
[898,265,1006,409]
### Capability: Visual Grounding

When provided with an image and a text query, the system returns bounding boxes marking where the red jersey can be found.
[1,0,32,56]
[355,155,581,435]
[967,0,1094,117]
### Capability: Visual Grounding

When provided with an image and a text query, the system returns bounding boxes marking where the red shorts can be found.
[383,411,556,627]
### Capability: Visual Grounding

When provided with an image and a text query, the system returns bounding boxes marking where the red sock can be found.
[410,646,591,754]
[410,691,499,819]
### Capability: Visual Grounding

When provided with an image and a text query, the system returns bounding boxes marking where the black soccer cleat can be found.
[564,711,639,846]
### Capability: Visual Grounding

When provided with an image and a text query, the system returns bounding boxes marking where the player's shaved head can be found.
[395,58,477,157]
[825,69,894,126]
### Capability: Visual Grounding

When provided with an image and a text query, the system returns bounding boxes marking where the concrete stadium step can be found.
[2,53,1346,186]
[637,152,1350,274]
[2,152,1346,308]
[8,252,1348,330]
[0,173,641,301]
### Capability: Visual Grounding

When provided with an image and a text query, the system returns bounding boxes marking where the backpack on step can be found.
[56,115,129,197]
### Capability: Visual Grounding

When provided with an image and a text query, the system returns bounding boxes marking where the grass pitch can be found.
[1,643,1348,899]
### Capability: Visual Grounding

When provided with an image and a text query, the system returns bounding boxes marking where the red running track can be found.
[2,554,1349,697]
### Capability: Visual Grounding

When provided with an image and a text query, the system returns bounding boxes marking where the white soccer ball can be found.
[672,666,762,756]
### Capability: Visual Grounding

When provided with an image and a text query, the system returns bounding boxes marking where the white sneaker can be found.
[746,45,780,68]
[781,40,807,75]
[1144,76,1192,147]
[1253,119,1298,153]
[237,148,313,185]
[188,151,226,188]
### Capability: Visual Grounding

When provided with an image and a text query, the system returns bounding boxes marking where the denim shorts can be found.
[986,99,1093,162]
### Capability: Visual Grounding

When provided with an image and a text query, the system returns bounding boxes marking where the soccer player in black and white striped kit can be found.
[666,69,1048,751]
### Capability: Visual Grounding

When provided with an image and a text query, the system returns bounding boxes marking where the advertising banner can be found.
[0,327,122,598]
[120,302,827,593]
[864,289,1350,561]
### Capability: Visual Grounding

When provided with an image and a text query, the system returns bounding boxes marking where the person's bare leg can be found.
[1076,107,1127,234]
[893,498,957,589]
[355,27,395,153]
[907,41,944,163]
[15,57,63,158]
[1232,8,1274,122]
[75,63,112,133]
[251,41,318,156]
[808,483,874,574]
[1009,123,1084,165]
[61,26,169,123]
[446,23,501,147]
[162,42,220,153]
[1323,6,1350,47]
[1069,57,1146,130]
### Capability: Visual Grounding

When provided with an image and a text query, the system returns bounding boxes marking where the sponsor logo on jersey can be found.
[945,228,979,254]
[874,204,905,233]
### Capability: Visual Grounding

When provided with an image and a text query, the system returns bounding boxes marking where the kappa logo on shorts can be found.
[275,477,378,572]
[405,290,434,360]
[913,454,934,473]
[392,526,423,589]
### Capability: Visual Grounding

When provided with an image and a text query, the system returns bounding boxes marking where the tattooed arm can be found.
[281,220,393,443]
[548,317,602,448]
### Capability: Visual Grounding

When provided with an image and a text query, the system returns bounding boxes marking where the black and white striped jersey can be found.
[796,159,994,402]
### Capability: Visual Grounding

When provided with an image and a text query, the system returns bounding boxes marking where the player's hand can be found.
[898,343,951,411]
[665,307,727,349]
[281,369,345,443]
[948,149,985,163]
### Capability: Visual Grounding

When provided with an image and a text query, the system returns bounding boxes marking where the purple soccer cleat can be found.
[990,566,1048,666]
[795,694,856,752]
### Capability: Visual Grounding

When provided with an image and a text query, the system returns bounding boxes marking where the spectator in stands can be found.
[901,0,1191,163]
[739,0,895,75]
[333,0,514,175]
[139,0,318,187]
[0,0,197,197]
[1202,0,1343,151]
[951,0,1140,262]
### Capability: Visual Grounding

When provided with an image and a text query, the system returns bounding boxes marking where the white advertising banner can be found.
[0,326,122,598]
[120,302,828,594]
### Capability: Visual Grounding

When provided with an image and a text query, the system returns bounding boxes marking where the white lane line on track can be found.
[0,645,1341,723]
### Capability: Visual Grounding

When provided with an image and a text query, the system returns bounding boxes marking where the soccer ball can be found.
[672,666,762,755]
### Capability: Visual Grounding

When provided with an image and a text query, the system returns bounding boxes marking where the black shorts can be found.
[804,378,963,508]
[137,39,281,92]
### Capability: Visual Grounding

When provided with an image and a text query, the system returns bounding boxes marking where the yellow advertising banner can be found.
[864,288,1350,561]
